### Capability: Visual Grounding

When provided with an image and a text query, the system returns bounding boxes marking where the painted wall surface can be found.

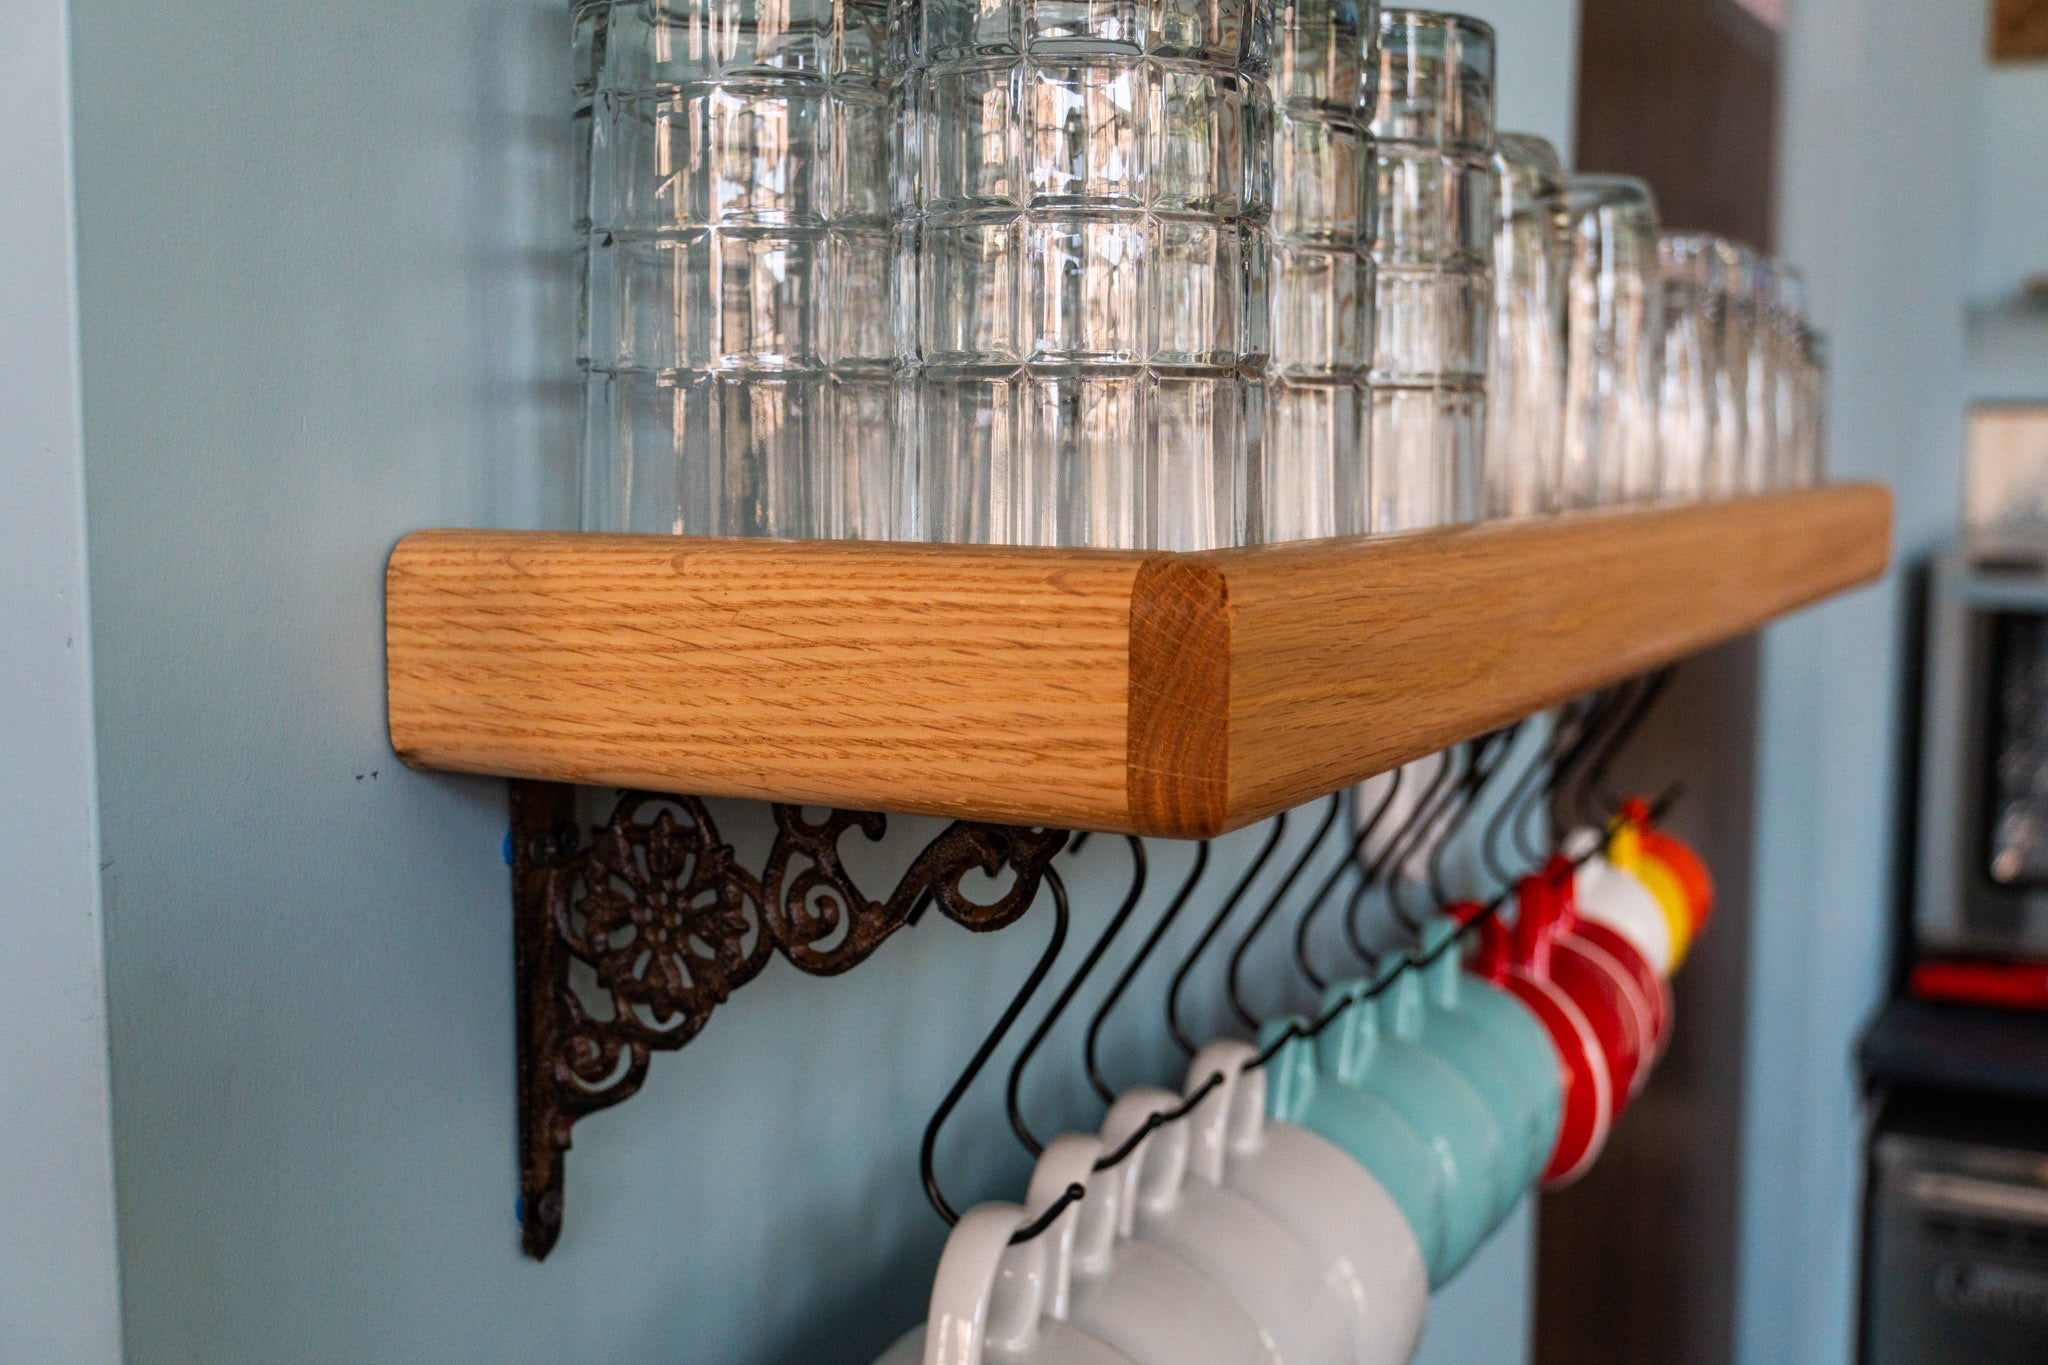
[1738,0,1974,1360]
[70,2,1571,1363]
[1480,0,1582,167]
[1967,62,2048,399]
[1971,64,2048,307]
[0,0,124,1357]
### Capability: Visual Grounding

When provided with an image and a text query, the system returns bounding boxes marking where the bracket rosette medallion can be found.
[513,782,1068,1258]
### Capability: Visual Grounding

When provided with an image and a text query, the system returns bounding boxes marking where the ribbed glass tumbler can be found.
[1257,0,1375,543]
[1368,8,1496,532]
[909,0,1268,549]
[1560,174,1661,507]
[1707,236,1756,497]
[579,0,899,538]
[1655,232,1717,503]
[1482,131,1563,519]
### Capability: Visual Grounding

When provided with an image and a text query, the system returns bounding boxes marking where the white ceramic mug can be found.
[873,1203,1136,1365]
[1102,1088,1356,1365]
[1565,828,1674,973]
[1184,1042,1430,1365]
[1024,1134,1282,1365]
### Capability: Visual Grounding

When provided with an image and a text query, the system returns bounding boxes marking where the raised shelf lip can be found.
[385,484,1893,838]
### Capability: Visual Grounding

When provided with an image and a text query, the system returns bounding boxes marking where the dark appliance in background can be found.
[1859,407,2048,1361]
[1862,1093,2048,1364]
[1915,552,2048,992]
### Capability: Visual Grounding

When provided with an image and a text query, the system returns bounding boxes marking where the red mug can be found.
[1471,902,1613,1188]
[1513,863,1654,1102]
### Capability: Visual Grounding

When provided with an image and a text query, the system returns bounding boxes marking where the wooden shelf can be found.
[385,485,1891,838]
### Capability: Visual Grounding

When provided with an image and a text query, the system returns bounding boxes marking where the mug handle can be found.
[1511,872,1558,976]
[1315,980,1379,1088]
[1429,911,1475,1008]
[1182,1045,1244,1187]
[1188,1040,1266,1163]
[1259,1016,1320,1121]
[923,1204,1043,1365]
[1024,1134,1106,1318]
[1101,1088,1191,1222]
[1187,1047,1261,1162]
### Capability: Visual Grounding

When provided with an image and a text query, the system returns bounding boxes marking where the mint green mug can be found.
[1315,980,1508,1285]
[1259,1017,1450,1281]
[1409,917,1564,1208]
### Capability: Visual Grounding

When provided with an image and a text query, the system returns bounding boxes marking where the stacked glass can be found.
[1790,326,1827,486]
[1560,175,1661,507]
[1655,232,1717,502]
[579,0,898,538]
[907,0,1267,549]
[1482,132,1565,519]
[1368,10,1496,531]
[1258,0,1376,542]
[1765,263,1819,487]
[1737,248,1775,494]
[573,4,1832,542]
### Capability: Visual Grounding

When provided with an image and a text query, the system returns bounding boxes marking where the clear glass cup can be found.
[1793,326,1827,486]
[911,0,1265,549]
[1706,236,1755,496]
[1258,0,1377,543]
[1765,261,1809,488]
[1655,232,1717,503]
[1483,132,1564,519]
[1560,175,1661,507]
[580,0,899,539]
[1369,9,1496,531]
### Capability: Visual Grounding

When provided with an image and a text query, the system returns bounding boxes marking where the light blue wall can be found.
[0,0,123,1357]
[1971,63,2048,308]
[1738,0,1974,1360]
[1966,60,2048,400]
[70,2,1575,1363]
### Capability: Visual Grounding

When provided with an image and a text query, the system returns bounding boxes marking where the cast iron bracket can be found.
[511,780,1069,1259]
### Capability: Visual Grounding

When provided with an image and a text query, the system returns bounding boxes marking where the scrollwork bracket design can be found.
[513,781,1068,1259]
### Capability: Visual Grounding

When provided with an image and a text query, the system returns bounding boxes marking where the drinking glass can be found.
[1766,262,1812,488]
[1655,232,1716,502]
[1560,176,1661,507]
[580,0,898,539]
[912,0,1265,549]
[1483,132,1564,518]
[1258,0,1376,542]
[1795,326,1828,486]
[1707,237,1756,496]
[1369,9,1495,531]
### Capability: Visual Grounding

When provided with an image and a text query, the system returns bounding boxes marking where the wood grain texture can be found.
[1204,484,1892,827]
[387,486,1892,837]
[1127,557,1232,839]
[387,535,1144,828]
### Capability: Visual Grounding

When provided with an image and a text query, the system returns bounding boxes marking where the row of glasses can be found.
[574,2,1826,544]
[1657,236,1827,499]
[1478,159,1830,520]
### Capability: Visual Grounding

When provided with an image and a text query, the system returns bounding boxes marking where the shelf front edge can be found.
[386,486,1892,839]
[385,532,1152,830]
[1198,484,1894,832]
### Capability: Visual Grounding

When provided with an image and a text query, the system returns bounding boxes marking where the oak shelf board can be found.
[386,484,1892,838]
